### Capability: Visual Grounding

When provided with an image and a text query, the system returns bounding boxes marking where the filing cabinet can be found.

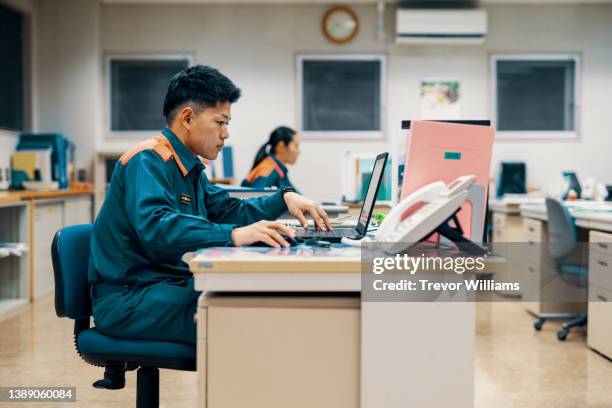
[522,218,585,315]
[492,211,524,242]
[587,230,612,359]
[197,295,360,408]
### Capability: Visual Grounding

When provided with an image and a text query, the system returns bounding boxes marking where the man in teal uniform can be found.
[89,65,331,345]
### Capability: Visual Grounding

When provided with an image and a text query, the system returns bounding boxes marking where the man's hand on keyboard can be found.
[283,192,333,231]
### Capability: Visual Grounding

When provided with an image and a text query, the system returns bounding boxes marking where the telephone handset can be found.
[342,175,476,251]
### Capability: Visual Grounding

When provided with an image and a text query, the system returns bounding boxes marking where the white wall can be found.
[99,3,391,199]
[34,1,612,199]
[37,0,101,177]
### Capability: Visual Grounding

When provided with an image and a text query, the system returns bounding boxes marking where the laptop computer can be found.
[294,152,389,243]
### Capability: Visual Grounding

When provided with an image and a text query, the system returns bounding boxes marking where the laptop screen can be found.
[356,153,388,236]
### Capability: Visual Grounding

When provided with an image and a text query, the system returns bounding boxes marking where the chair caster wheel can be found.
[557,329,568,341]
[534,319,545,331]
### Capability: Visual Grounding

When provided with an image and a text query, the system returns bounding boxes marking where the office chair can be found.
[51,224,196,408]
[533,198,588,341]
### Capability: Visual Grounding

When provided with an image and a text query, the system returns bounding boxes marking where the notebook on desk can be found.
[294,152,388,243]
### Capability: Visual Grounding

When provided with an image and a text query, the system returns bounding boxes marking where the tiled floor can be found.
[1,295,611,407]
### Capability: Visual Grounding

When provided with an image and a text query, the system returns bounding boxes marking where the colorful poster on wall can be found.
[420,80,462,119]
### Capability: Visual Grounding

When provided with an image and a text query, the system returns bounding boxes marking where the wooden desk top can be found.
[0,188,93,204]
[20,188,94,200]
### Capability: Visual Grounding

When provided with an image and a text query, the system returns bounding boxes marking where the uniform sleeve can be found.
[122,152,236,263]
[203,175,287,225]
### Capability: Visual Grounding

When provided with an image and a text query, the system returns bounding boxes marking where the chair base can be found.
[137,367,159,408]
[533,313,587,341]
[557,314,588,341]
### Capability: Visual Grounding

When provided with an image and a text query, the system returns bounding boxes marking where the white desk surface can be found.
[190,245,362,292]
[490,196,547,215]
[520,201,612,232]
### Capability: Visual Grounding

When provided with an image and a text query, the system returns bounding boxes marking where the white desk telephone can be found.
[342,175,476,251]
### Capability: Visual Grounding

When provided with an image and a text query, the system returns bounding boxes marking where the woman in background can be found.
[242,126,300,191]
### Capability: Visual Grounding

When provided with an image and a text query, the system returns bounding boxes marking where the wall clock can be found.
[322,6,359,45]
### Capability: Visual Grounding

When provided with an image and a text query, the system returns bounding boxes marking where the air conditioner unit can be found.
[396,9,487,45]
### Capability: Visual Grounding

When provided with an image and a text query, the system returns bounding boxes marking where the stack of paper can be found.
[0,243,29,258]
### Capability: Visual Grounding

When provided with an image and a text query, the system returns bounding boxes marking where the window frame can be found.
[490,53,581,140]
[296,53,387,140]
[104,53,195,138]
[0,2,31,134]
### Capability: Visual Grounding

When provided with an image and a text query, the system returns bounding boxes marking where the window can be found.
[298,55,385,139]
[0,4,25,131]
[107,55,192,134]
[492,54,579,138]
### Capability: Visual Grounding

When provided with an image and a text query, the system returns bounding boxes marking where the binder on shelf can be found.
[15,133,72,189]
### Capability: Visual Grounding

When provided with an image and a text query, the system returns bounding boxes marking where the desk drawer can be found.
[523,218,545,243]
[524,241,542,263]
[492,213,506,242]
[590,231,612,258]
[523,260,541,300]
[588,286,612,359]
[589,251,612,291]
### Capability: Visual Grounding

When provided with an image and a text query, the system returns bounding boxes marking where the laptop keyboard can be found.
[294,228,356,239]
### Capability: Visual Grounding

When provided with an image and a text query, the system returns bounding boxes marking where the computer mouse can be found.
[250,234,299,247]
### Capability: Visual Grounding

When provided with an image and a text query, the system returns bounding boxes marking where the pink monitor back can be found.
[401,120,495,240]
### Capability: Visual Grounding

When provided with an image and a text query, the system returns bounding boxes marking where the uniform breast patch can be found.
[180,193,192,205]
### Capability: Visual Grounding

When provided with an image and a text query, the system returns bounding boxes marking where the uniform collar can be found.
[269,154,288,175]
[161,127,203,175]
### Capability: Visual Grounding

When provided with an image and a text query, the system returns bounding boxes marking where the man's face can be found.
[185,101,231,160]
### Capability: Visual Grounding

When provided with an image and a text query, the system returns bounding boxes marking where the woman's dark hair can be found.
[251,126,297,170]
[163,65,242,123]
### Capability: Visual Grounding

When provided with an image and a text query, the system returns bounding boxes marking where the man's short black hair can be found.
[163,65,241,123]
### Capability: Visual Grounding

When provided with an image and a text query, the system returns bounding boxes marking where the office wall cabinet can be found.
[33,200,64,298]
[32,195,93,299]
[587,230,612,359]
[0,201,29,319]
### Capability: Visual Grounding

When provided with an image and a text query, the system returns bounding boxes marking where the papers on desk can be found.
[565,201,612,212]
[498,194,545,205]
[194,245,361,260]
[0,243,29,258]
[320,204,349,213]
[282,215,358,228]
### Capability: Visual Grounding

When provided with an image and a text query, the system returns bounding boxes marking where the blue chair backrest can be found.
[51,224,93,320]
[545,198,577,261]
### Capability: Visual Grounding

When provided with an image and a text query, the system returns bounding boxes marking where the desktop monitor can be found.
[562,171,582,199]
[400,120,495,242]
[497,162,527,198]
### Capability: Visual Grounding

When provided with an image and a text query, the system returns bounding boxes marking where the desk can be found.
[190,246,479,408]
[519,202,612,358]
